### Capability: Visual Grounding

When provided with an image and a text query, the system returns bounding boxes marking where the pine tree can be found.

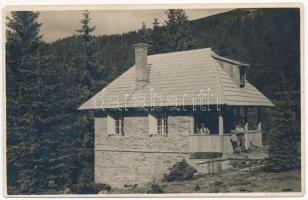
[140,22,147,40]
[76,10,104,97]
[265,98,300,172]
[139,22,152,46]
[46,34,98,192]
[75,10,100,191]
[6,11,52,194]
[164,9,193,52]
[150,18,164,54]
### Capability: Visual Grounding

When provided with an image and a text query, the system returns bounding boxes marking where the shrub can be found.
[124,183,138,189]
[163,159,197,182]
[93,183,112,193]
[194,184,200,191]
[146,182,164,194]
[71,182,111,194]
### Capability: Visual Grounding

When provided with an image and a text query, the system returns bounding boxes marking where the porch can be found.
[189,130,263,154]
[189,106,263,155]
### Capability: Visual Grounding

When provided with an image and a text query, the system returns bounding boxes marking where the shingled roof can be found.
[79,48,274,110]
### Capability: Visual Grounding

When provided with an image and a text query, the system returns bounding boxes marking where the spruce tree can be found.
[139,22,152,46]
[77,10,104,97]
[265,98,300,172]
[75,10,100,191]
[150,18,164,54]
[164,9,193,52]
[6,11,51,194]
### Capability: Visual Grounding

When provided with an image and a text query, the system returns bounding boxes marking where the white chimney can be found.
[134,43,150,90]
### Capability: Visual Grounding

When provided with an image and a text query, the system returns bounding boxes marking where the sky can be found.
[8,9,232,42]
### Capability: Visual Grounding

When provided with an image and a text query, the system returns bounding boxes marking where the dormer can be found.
[211,50,249,88]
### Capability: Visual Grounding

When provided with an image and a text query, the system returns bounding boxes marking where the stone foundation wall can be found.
[95,151,189,188]
[94,111,192,188]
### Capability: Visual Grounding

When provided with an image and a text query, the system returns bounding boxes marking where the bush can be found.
[194,184,200,191]
[163,159,197,182]
[71,182,111,194]
[93,183,112,193]
[146,182,164,194]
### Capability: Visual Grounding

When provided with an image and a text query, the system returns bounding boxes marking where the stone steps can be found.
[189,150,267,176]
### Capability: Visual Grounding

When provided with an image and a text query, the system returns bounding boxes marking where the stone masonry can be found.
[94,111,192,188]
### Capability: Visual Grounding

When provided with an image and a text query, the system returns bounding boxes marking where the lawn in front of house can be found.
[116,168,301,194]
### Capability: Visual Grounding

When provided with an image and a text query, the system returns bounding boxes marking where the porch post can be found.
[219,110,224,135]
[236,107,240,125]
[244,107,248,132]
[257,107,262,131]
[244,107,249,150]
[189,111,194,134]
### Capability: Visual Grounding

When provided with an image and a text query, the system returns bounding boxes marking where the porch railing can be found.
[189,130,262,153]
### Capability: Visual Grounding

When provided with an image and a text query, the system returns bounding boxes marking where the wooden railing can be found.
[189,130,262,153]
[246,130,262,147]
[189,134,233,153]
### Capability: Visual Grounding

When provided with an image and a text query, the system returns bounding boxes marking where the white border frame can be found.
[0,0,305,198]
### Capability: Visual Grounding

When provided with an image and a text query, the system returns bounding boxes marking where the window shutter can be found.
[189,113,194,134]
[149,113,157,135]
[107,114,115,135]
[164,112,168,135]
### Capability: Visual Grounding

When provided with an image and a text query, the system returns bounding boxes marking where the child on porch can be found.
[235,120,246,152]
[230,130,239,154]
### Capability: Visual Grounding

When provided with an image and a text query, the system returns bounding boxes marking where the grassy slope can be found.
[115,168,301,194]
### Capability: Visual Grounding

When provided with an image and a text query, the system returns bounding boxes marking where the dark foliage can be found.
[163,159,197,182]
[194,184,201,191]
[265,98,300,172]
[163,9,194,52]
[146,183,164,194]
[71,182,111,194]
[6,11,54,194]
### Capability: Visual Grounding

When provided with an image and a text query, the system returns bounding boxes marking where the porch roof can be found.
[79,48,274,110]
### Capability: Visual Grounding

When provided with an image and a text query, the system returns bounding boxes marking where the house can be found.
[79,43,274,188]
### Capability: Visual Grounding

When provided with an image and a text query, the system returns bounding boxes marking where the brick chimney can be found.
[134,43,150,90]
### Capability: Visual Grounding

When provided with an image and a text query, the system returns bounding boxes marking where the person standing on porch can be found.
[235,120,246,152]
[230,131,239,154]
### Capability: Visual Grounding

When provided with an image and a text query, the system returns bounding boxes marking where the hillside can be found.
[50,8,300,100]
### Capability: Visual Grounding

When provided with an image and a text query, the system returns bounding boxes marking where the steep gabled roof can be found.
[79,48,274,110]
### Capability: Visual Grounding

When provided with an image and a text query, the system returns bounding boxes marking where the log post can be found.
[190,111,195,134]
[236,107,240,126]
[244,107,248,132]
[244,107,249,150]
[219,110,224,135]
[257,107,262,131]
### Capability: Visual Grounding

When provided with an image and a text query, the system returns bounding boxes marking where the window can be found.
[107,112,124,135]
[114,113,124,135]
[157,113,168,135]
[149,112,168,135]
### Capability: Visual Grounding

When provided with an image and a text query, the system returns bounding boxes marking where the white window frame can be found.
[149,112,168,136]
